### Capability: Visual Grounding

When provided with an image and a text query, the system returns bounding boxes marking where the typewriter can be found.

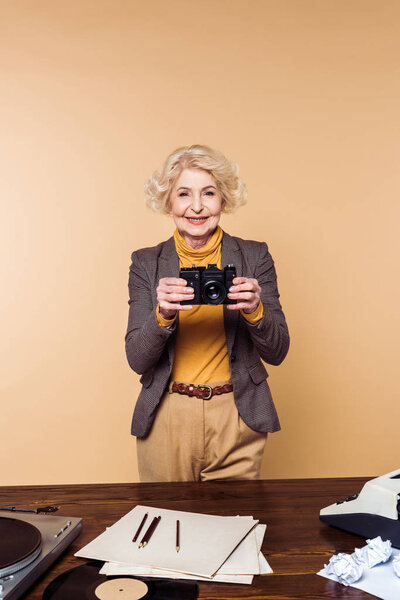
[320,468,400,547]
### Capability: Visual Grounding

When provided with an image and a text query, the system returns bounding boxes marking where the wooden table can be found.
[1,478,377,599]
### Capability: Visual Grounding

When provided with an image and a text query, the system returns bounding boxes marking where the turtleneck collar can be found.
[173,226,223,261]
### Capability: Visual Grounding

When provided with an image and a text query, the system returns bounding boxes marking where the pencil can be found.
[139,515,161,548]
[176,519,180,552]
[132,512,148,542]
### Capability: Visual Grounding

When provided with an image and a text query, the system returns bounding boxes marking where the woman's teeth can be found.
[186,217,208,223]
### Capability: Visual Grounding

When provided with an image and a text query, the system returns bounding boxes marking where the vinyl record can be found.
[43,562,198,600]
[0,516,42,577]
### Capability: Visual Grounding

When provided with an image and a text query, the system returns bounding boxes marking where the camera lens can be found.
[202,280,226,304]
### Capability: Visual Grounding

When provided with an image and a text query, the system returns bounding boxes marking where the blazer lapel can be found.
[158,236,179,284]
[222,231,242,357]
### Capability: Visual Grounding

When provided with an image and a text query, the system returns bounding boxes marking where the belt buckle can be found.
[198,384,212,400]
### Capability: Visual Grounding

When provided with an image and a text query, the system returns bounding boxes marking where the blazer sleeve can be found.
[125,250,176,375]
[243,242,289,365]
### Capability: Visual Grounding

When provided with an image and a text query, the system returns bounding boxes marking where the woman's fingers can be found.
[157,277,193,295]
[158,291,193,302]
[228,276,261,294]
[157,278,193,298]
[159,302,193,312]
[157,277,194,318]
[227,276,261,313]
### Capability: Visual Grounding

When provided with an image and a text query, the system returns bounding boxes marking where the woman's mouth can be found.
[185,216,209,225]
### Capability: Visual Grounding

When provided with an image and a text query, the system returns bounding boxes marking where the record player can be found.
[0,510,82,600]
[320,468,400,547]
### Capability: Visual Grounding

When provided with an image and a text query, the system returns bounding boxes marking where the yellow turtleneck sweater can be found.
[156,227,263,384]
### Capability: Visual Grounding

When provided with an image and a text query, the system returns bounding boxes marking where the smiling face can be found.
[168,168,225,249]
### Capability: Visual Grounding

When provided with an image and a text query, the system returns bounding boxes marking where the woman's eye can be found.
[178,192,189,197]
[205,191,215,196]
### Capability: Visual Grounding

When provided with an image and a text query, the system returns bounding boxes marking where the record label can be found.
[95,578,148,600]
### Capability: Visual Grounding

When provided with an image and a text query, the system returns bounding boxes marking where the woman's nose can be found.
[191,195,204,212]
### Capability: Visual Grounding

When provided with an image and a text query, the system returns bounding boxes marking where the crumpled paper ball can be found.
[325,552,363,586]
[393,554,400,578]
[354,536,392,568]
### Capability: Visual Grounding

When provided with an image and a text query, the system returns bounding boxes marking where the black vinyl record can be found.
[42,562,198,600]
[0,517,41,574]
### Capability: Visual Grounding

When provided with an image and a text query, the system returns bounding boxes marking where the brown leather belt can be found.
[171,381,233,400]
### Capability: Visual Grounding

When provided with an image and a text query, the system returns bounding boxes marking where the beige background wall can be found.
[1,0,399,485]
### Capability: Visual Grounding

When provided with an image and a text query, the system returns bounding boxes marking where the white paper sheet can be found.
[218,524,263,574]
[259,553,273,575]
[100,563,255,585]
[76,505,258,579]
[318,547,400,599]
[99,523,273,584]
[256,525,273,574]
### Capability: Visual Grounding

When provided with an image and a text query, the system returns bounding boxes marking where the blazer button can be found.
[230,355,236,362]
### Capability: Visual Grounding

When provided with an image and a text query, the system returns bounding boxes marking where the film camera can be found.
[180,263,237,305]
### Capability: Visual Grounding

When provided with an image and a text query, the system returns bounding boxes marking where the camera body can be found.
[180,263,237,305]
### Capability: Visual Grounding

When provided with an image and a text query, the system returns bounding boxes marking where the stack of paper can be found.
[75,505,272,585]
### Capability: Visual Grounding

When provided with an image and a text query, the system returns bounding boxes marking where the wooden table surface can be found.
[1,477,378,599]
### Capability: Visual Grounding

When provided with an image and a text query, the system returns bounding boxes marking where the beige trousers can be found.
[137,381,267,482]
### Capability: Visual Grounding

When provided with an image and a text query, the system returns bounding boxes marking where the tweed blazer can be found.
[125,230,289,438]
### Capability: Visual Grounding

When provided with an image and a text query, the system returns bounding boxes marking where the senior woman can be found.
[125,145,289,482]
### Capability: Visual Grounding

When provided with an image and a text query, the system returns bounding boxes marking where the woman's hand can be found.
[227,277,261,314]
[157,277,195,320]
